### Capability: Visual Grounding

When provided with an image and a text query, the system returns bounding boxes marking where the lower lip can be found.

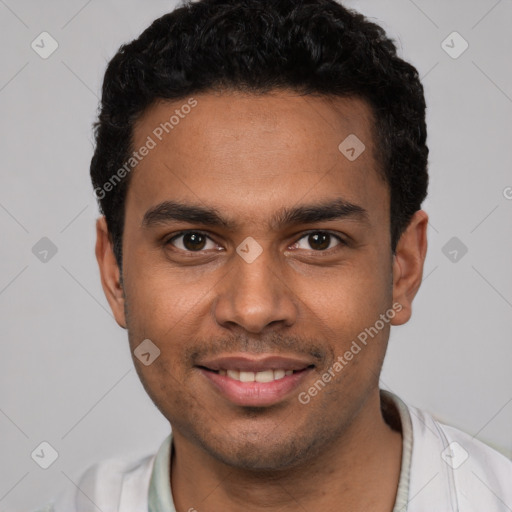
[198,368,313,407]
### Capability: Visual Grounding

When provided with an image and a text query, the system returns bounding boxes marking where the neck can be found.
[170,389,403,512]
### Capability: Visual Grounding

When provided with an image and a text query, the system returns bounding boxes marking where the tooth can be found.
[239,371,255,382]
[255,370,274,383]
[224,369,293,382]
[274,369,285,380]
[227,369,240,380]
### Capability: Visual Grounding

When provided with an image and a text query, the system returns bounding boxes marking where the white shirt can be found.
[35,390,512,511]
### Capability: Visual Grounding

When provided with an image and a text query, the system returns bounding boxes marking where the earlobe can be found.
[390,210,428,326]
[95,217,127,329]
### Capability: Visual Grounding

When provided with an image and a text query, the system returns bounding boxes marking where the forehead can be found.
[127,91,388,226]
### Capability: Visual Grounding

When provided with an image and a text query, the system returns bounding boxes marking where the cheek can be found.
[301,259,392,335]
[126,258,212,325]
[132,356,195,425]
[123,260,217,376]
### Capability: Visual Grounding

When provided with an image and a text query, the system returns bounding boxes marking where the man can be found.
[37,0,512,510]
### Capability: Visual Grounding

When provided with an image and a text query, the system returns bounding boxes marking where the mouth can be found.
[196,354,316,407]
[199,367,311,382]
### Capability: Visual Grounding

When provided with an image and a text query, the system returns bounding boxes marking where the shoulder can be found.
[33,451,156,512]
[408,401,512,511]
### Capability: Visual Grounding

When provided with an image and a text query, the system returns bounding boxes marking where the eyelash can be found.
[164,230,347,254]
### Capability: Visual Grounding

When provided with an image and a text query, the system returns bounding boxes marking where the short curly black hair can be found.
[90,0,428,269]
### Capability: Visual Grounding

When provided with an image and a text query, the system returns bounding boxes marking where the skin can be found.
[96,91,428,512]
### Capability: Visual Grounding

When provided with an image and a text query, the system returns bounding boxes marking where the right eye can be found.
[166,231,220,252]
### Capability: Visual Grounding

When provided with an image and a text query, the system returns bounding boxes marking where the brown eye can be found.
[308,232,330,250]
[182,232,206,250]
[167,231,216,252]
[292,231,344,251]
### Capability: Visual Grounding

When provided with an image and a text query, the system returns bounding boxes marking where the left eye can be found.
[291,232,343,251]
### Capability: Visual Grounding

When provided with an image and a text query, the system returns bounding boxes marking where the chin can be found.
[198,428,327,472]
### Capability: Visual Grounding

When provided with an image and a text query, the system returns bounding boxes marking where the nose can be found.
[213,244,298,333]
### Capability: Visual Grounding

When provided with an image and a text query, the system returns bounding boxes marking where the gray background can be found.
[0,0,511,510]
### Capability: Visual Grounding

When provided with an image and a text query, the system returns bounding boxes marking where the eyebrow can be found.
[141,198,369,231]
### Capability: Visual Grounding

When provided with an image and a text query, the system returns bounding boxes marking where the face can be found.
[96,91,427,471]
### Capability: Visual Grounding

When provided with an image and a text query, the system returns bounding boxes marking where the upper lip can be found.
[197,354,316,372]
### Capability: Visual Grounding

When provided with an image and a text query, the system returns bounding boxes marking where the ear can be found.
[95,216,127,329]
[390,209,428,326]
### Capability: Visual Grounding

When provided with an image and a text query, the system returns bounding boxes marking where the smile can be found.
[196,354,316,407]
